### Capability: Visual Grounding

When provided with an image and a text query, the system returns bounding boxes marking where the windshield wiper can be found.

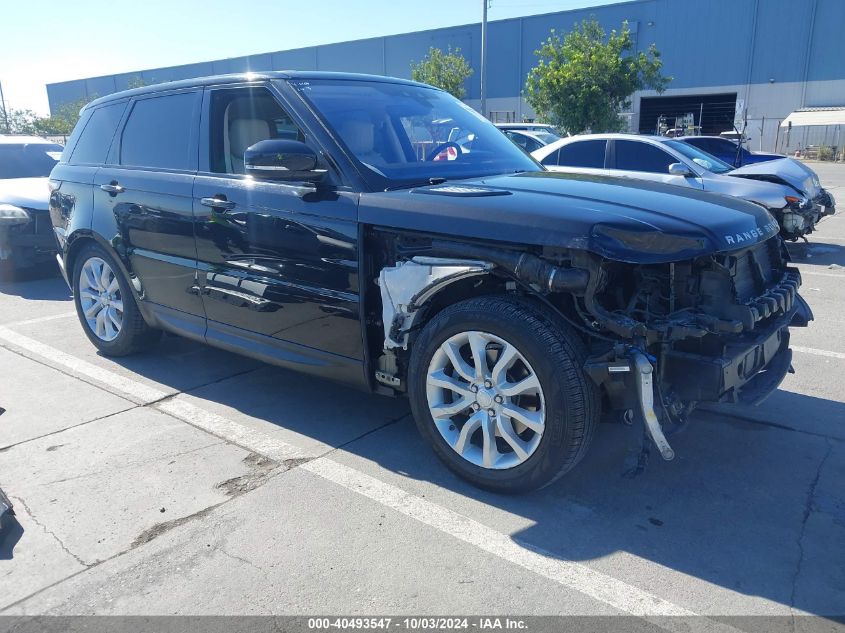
[385,177,447,192]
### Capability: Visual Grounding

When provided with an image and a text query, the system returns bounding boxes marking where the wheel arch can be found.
[65,230,152,324]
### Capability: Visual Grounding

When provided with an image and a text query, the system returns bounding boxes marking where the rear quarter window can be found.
[68,102,127,165]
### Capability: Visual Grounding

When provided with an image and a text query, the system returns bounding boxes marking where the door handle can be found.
[99,182,125,195]
[200,196,236,211]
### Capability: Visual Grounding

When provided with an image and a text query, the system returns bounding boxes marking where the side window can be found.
[120,92,198,170]
[556,140,606,168]
[540,148,560,166]
[69,102,126,165]
[208,87,305,175]
[614,140,675,174]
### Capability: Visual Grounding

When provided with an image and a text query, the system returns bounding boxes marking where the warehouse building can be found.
[46,0,845,153]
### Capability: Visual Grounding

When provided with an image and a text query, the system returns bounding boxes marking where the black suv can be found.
[50,72,812,492]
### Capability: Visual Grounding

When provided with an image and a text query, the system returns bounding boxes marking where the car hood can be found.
[0,177,50,211]
[359,171,780,264]
[730,158,821,197]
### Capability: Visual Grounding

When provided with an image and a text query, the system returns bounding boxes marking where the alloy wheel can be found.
[78,257,124,342]
[425,330,545,470]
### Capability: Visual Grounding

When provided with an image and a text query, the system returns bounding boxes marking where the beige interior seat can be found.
[223,102,272,174]
[338,118,383,166]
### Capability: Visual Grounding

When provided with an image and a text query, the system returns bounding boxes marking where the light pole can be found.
[0,80,10,134]
[480,0,488,118]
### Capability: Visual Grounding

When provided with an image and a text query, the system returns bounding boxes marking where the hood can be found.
[359,171,780,264]
[730,158,821,198]
[0,177,50,211]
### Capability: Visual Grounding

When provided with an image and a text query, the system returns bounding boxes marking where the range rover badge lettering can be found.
[724,220,778,245]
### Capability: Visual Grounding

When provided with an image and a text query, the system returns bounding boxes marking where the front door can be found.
[193,84,363,361]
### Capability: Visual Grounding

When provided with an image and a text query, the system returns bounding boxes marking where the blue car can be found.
[679,135,783,167]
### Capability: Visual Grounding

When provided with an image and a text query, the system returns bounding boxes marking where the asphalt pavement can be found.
[0,163,844,629]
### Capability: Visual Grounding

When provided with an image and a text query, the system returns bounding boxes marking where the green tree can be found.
[35,96,93,136]
[411,46,474,99]
[524,18,671,134]
[0,105,39,135]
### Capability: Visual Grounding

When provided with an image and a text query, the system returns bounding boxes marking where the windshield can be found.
[288,79,538,188]
[0,143,63,179]
[533,131,561,144]
[665,140,734,174]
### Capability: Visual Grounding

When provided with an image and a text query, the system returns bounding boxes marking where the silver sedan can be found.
[532,133,833,241]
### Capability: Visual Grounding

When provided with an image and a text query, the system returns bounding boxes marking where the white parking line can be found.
[792,345,845,360]
[3,311,76,328]
[0,325,760,627]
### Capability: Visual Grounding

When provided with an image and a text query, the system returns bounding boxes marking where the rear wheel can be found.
[408,296,599,493]
[72,243,160,356]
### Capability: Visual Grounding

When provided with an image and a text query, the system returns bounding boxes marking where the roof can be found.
[0,135,56,145]
[84,70,434,110]
[781,107,845,127]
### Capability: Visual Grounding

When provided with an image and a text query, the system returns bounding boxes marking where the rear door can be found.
[93,89,204,326]
[192,83,363,361]
[539,139,607,175]
[50,101,128,266]
[608,139,704,189]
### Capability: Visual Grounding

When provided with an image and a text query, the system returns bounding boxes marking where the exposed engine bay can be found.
[373,230,812,467]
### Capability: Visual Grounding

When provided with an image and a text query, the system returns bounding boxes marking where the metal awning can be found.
[781,107,845,127]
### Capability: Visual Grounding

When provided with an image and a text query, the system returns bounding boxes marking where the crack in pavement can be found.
[0,458,295,614]
[10,495,89,569]
[0,405,138,453]
[40,440,226,486]
[789,438,834,624]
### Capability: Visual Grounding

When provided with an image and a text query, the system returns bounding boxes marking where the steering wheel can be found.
[426,141,463,162]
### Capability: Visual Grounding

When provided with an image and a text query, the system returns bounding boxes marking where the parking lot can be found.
[1,163,844,625]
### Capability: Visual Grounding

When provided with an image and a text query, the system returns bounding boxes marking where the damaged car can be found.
[0,136,63,277]
[534,134,834,242]
[50,73,812,492]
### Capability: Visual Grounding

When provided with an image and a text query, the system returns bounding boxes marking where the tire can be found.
[72,243,161,356]
[408,295,599,493]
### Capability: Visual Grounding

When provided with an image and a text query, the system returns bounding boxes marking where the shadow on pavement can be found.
[0,514,23,560]
[0,264,68,301]
[787,240,845,268]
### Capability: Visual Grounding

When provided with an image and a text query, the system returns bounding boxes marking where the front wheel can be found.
[408,296,599,493]
[72,243,160,356]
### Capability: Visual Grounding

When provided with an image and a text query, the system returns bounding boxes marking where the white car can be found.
[532,133,830,241]
[0,135,63,277]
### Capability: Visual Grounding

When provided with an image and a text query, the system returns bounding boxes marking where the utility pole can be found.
[480,0,488,118]
[0,80,10,134]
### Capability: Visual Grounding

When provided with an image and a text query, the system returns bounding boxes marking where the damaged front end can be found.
[375,227,812,468]
[577,234,811,463]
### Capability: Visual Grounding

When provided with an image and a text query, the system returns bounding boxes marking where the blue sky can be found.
[1,0,623,115]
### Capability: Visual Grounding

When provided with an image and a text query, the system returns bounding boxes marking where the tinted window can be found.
[556,140,606,168]
[614,140,674,173]
[0,143,63,179]
[120,92,197,170]
[540,148,560,166]
[69,103,126,165]
[208,87,304,175]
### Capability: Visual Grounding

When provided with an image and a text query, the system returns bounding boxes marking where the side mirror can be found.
[668,162,693,177]
[244,139,326,183]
